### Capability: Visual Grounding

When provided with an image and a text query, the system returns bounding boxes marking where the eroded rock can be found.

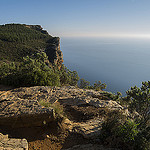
[0,92,54,128]
[0,133,28,150]
[0,86,131,149]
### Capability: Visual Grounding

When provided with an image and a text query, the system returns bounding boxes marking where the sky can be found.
[1,0,150,37]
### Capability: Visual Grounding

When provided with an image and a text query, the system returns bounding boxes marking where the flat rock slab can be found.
[0,86,125,128]
[0,90,54,128]
[4,86,123,110]
[0,133,28,150]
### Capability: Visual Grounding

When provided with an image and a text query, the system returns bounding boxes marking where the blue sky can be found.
[1,0,150,37]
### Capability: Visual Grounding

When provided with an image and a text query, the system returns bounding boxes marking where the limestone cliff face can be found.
[25,25,64,69]
[45,37,64,70]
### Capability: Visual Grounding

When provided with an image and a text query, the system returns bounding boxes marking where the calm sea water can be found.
[60,37,150,96]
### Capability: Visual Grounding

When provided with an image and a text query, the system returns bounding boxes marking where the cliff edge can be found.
[0,24,63,69]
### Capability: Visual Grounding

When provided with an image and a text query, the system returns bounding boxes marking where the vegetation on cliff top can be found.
[0,52,79,87]
[0,24,79,87]
[0,23,52,62]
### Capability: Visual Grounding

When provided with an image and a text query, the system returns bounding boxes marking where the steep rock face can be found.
[25,25,64,69]
[46,37,63,70]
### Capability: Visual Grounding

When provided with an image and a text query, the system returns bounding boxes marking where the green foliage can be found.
[39,100,65,120]
[0,24,50,42]
[93,80,107,90]
[117,119,139,143]
[100,111,149,150]
[134,126,150,150]
[126,82,150,126]
[39,100,51,108]
[78,79,107,91]
[101,91,122,101]
[100,81,150,150]
[0,52,80,87]
[51,102,65,117]
[78,78,90,89]
[59,65,79,86]
[0,52,60,87]
[0,24,52,62]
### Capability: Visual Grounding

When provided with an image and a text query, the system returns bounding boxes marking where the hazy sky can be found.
[1,0,150,37]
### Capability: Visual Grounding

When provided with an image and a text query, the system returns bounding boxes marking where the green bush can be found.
[0,52,60,87]
[93,80,107,90]
[100,111,144,150]
[59,65,79,86]
[134,126,150,150]
[78,79,107,90]
[0,52,80,87]
[126,82,150,127]
[100,81,150,150]
[78,78,90,89]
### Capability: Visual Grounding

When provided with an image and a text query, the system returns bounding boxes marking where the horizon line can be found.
[59,33,150,39]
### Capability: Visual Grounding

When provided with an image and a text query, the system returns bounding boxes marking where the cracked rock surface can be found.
[0,133,28,150]
[0,86,127,150]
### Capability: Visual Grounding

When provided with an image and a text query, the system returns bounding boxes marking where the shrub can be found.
[93,80,107,90]
[126,82,150,127]
[78,79,107,91]
[78,78,90,89]
[59,65,79,86]
[100,81,150,150]
[100,111,141,150]
[0,52,80,87]
[0,52,60,87]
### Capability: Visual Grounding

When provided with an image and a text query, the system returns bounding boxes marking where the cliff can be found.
[0,24,63,69]
[46,37,63,70]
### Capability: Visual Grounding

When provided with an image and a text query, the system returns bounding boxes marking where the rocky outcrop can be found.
[0,133,28,150]
[0,90,54,128]
[0,86,130,150]
[2,86,124,111]
[0,86,128,136]
[26,25,64,70]
[46,37,63,70]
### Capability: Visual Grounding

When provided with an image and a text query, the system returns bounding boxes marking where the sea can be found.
[60,37,150,96]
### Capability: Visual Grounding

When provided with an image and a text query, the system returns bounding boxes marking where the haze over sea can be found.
[61,37,150,96]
